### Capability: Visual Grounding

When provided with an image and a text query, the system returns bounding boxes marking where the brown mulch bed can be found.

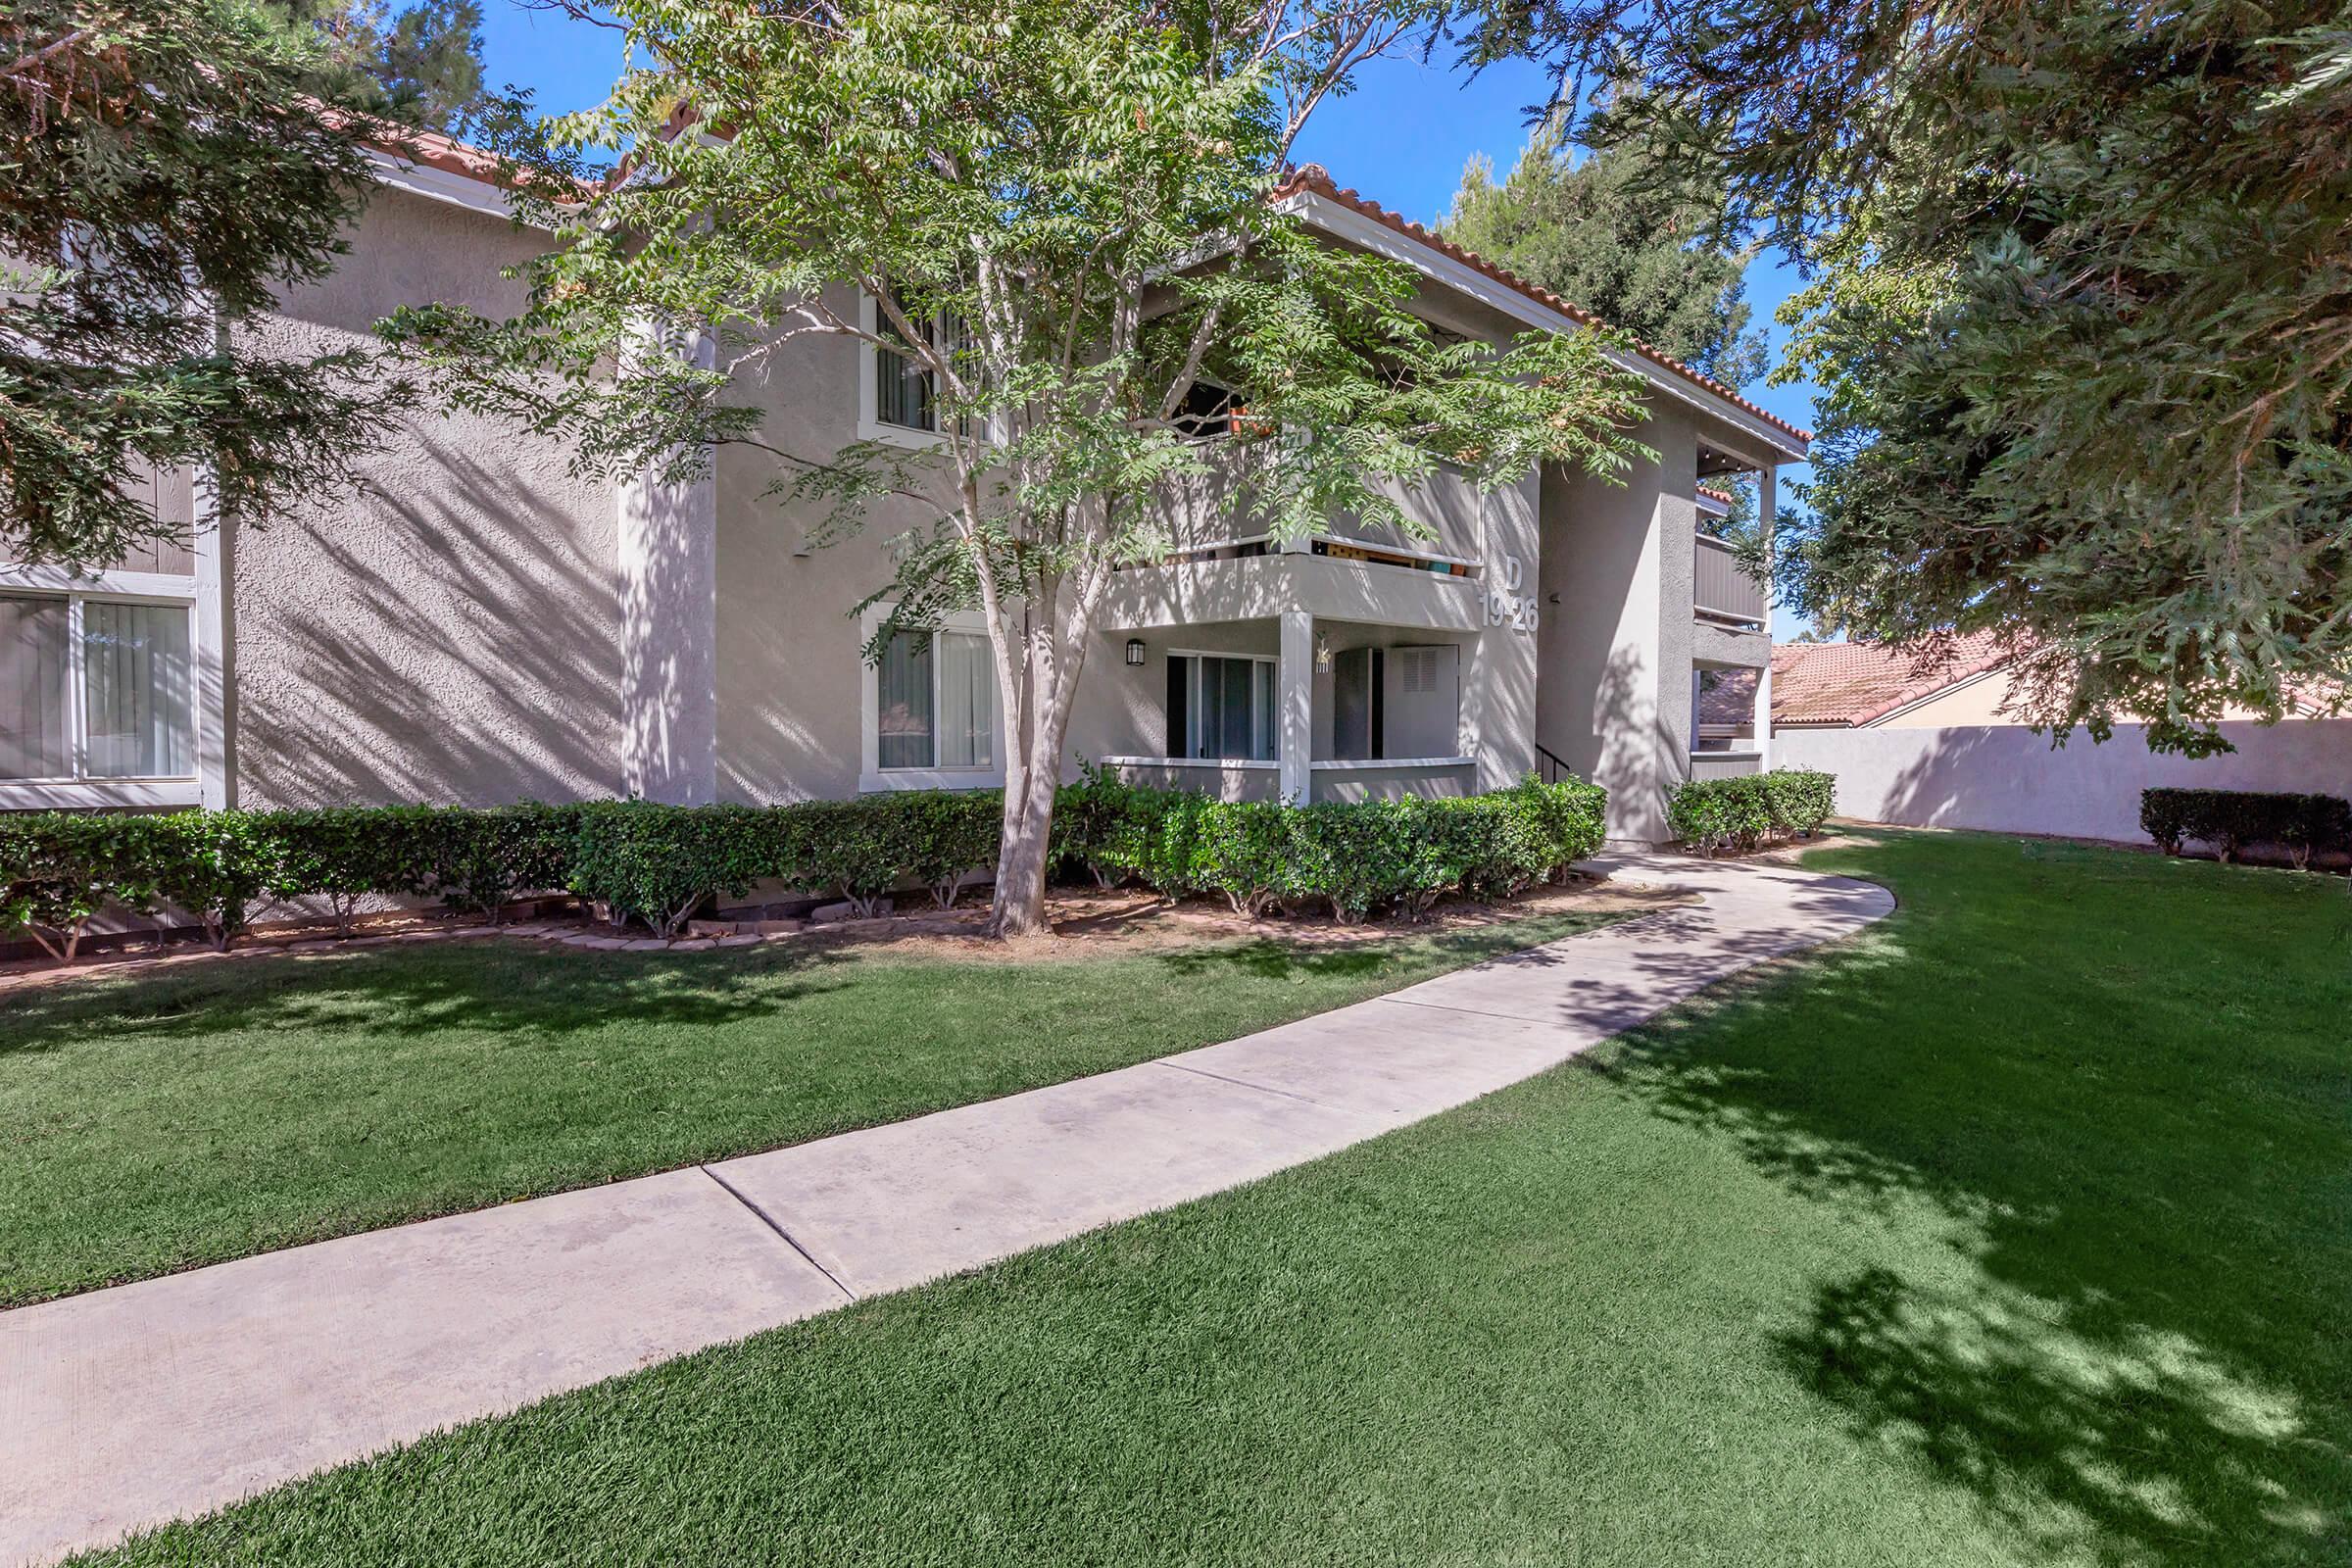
[0,877,1690,994]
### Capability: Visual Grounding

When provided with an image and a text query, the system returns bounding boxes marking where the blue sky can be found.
[474,5,1818,633]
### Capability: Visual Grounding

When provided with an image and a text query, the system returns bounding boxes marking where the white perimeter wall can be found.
[1775,720,2352,844]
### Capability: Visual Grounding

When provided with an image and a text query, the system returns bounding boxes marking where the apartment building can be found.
[0,137,1804,843]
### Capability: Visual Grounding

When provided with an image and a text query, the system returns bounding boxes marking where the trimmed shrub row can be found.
[0,803,587,959]
[1663,768,1838,856]
[1055,770,1609,921]
[2140,788,2352,868]
[563,792,1007,935]
[0,774,1610,958]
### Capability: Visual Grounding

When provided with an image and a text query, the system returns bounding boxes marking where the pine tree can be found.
[264,0,487,132]
[1463,0,2352,748]
[2,0,406,564]
[1443,117,1764,388]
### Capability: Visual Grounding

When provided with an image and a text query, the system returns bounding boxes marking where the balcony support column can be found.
[1279,609,1313,803]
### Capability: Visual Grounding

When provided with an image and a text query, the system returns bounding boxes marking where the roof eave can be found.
[1276,178,1810,464]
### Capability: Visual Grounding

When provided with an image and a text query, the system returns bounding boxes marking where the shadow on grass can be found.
[1592,832,2351,1566]
[1150,906,1629,984]
[1785,1266,2328,1566]
[1152,939,1396,983]
[0,939,857,1053]
[2,903,1626,1058]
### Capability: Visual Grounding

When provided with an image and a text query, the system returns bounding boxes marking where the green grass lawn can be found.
[0,899,1641,1306]
[69,830,2352,1567]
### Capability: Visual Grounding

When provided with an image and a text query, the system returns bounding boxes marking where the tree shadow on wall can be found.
[237,432,623,808]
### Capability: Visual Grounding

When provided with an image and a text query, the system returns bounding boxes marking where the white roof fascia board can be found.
[1283,191,1808,463]
[365,147,530,224]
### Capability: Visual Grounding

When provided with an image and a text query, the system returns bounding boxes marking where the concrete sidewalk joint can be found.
[0,852,1893,1567]
[697,1164,860,1303]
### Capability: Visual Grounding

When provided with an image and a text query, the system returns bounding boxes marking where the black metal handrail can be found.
[1534,742,1575,786]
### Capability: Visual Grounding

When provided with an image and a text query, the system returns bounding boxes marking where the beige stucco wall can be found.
[1537,408,1698,841]
[710,281,956,804]
[183,175,1767,820]
[230,187,622,808]
[1778,719,2352,842]
[1869,665,2302,730]
[1875,669,2018,728]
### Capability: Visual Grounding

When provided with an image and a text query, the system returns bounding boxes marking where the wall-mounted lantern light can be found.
[1125,639,1147,666]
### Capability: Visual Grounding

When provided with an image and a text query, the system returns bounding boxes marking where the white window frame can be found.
[0,564,206,808]
[858,604,1005,793]
[858,288,956,451]
[1166,647,1279,763]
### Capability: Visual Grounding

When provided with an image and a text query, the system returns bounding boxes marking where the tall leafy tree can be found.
[2,0,406,566]
[1444,115,1765,388]
[1468,1,2352,749]
[390,0,1656,937]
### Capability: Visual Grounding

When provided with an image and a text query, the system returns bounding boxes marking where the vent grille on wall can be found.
[1398,647,1440,696]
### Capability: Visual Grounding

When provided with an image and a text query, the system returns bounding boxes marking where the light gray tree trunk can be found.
[990,776,1058,936]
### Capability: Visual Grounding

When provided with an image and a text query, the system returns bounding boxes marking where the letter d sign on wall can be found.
[1488,553,1538,633]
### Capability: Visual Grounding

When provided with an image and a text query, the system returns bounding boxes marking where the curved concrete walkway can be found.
[0,853,1892,1566]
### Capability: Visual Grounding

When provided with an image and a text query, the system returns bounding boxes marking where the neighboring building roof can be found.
[1768,633,2016,727]
[2286,675,2349,716]
[369,123,509,184]
[1695,485,1737,509]
[1272,165,1812,450]
[1720,635,2345,730]
[1696,667,1759,727]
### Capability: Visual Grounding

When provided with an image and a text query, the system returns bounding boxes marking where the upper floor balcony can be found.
[1106,443,1493,634]
[1690,526,1770,670]
[1693,530,1765,629]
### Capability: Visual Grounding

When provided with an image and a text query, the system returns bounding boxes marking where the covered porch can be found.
[1691,660,1770,780]
[1082,614,1482,804]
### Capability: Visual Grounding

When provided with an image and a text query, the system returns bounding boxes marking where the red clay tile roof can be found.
[358,120,599,201]
[2285,676,2349,716]
[1273,165,1812,448]
[371,123,506,183]
[1696,484,1737,508]
[1769,632,2015,727]
[1696,667,1759,726]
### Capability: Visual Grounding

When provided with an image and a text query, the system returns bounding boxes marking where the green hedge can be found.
[1664,768,1838,856]
[1054,772,1609,922]
[0,774,1610,958]
[0,804,592,956]
[2140,788,2352,868]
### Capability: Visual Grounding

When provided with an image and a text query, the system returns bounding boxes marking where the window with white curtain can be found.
[83,601,193,777]
[0,597,70,780]
[0,593,194,781]
[875,625,996,771]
